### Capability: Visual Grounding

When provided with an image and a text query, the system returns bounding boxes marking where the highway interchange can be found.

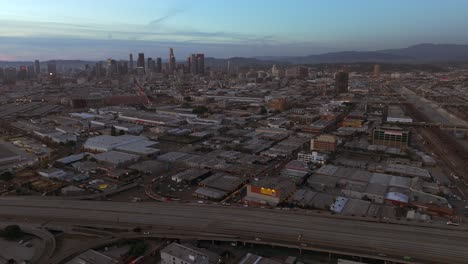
[1,198,468,264]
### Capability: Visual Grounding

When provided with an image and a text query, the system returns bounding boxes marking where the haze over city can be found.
[2,0,468,60]
[1,1,468,264]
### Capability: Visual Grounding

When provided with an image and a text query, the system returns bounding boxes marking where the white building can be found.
[297,151,329,164]
[38,168,67,179]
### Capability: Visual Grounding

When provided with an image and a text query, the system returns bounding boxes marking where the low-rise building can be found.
[310,134,337,152]
[93,151,139,168]
[243,177,295,206]
[297,151,329,164]
[161,243,219,264]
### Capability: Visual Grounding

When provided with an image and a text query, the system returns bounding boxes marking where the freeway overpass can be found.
[1,198,468,264]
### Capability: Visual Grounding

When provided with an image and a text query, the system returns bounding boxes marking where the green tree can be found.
[260,106,267,115]
[128,241,147,256]
[192,106,209,115]
[119,130,125,135]
[0,171,14,181]
[1,225,23,240]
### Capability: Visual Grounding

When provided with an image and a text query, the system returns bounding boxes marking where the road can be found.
[1,198,468,264]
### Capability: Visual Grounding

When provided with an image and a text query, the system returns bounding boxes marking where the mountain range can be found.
[2,44,468,67]
[253,44,468,64]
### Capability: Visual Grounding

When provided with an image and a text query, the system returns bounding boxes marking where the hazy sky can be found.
[1,0,468,60]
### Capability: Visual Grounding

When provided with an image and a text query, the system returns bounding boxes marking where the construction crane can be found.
[133,77,151,105]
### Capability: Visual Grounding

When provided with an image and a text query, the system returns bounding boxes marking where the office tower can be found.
[147,58,156,72]
[34,60,40,75]
[169,48,176,74]
[4,67,17,84]
[129,53,134,70]
[335,71,349,93]
[156,58,162,73]
[27,65,35,79]
[47,61,57,76]
[374,64,380,79]
[95,62,102,78]
[372,126,409,150]
[196,54,205,75]
[17,66,28,80]
[107,59,118,77]
[187,56,191,72]
[137,53,145,69]
[118,61,128,75]
[190,54,198,74]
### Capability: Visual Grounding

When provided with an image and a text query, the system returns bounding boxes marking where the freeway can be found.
[1,198,468,264]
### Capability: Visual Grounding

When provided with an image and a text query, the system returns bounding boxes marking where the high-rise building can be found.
[196,54,205,75]
[190,54,198,74]
[285,66,307,79]
[17,66,27,80]
[118,61,128,75]
[147,58,156,72]
[106,59,118,77]
[47,61,57,77]
[374,64,380,79]
[156,58,162,73]
[27,65,36,79]
[34,60,40,75]
[372,126,409,150]
[271,64,284,78]
[335,71,349,93]
[169,48,176,74]
[188,53,205,75]
[95,62,102,78]
[129,53,134,70]
[137,53,145,69]
[4,67,17,84]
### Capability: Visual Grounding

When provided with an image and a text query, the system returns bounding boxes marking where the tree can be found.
[1,225,23,240]
[111,126,117,136]
[192,106,209,115]
[128,241,147,256]
[119,130,125,136]
[260,106,267,115]
[0,171,14,181]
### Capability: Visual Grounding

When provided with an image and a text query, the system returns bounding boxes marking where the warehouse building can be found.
[93,151,139,168]
[83,135,158,155]
[172,169,210,184]
[243,177,295,206]
[372,126,409,150]
[161,243,220,264]
[386,105,413,123]
[310,134,337,152]
[0,144,21,165]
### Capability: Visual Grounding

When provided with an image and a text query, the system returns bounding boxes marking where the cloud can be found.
[0,36,334,61]
[147,8,185,28]
[0,18,279,45]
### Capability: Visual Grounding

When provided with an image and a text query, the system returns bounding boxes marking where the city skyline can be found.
[2,0,468,60]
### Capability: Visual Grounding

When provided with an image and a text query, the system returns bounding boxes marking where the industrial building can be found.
[386,105,413,123]
[310,134,337,152]
[243,177,295,206]
[83,135,159,156]
[93,151,140,168]
[372,126,410,150]
[161,243,219,264]
[0,144,21,165]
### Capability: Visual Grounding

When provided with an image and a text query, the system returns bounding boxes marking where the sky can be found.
[1,0,468,60]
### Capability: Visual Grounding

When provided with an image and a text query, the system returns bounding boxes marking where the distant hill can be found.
[255,43,468,64]
[3,44,468,68]
[379,44,468,62]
